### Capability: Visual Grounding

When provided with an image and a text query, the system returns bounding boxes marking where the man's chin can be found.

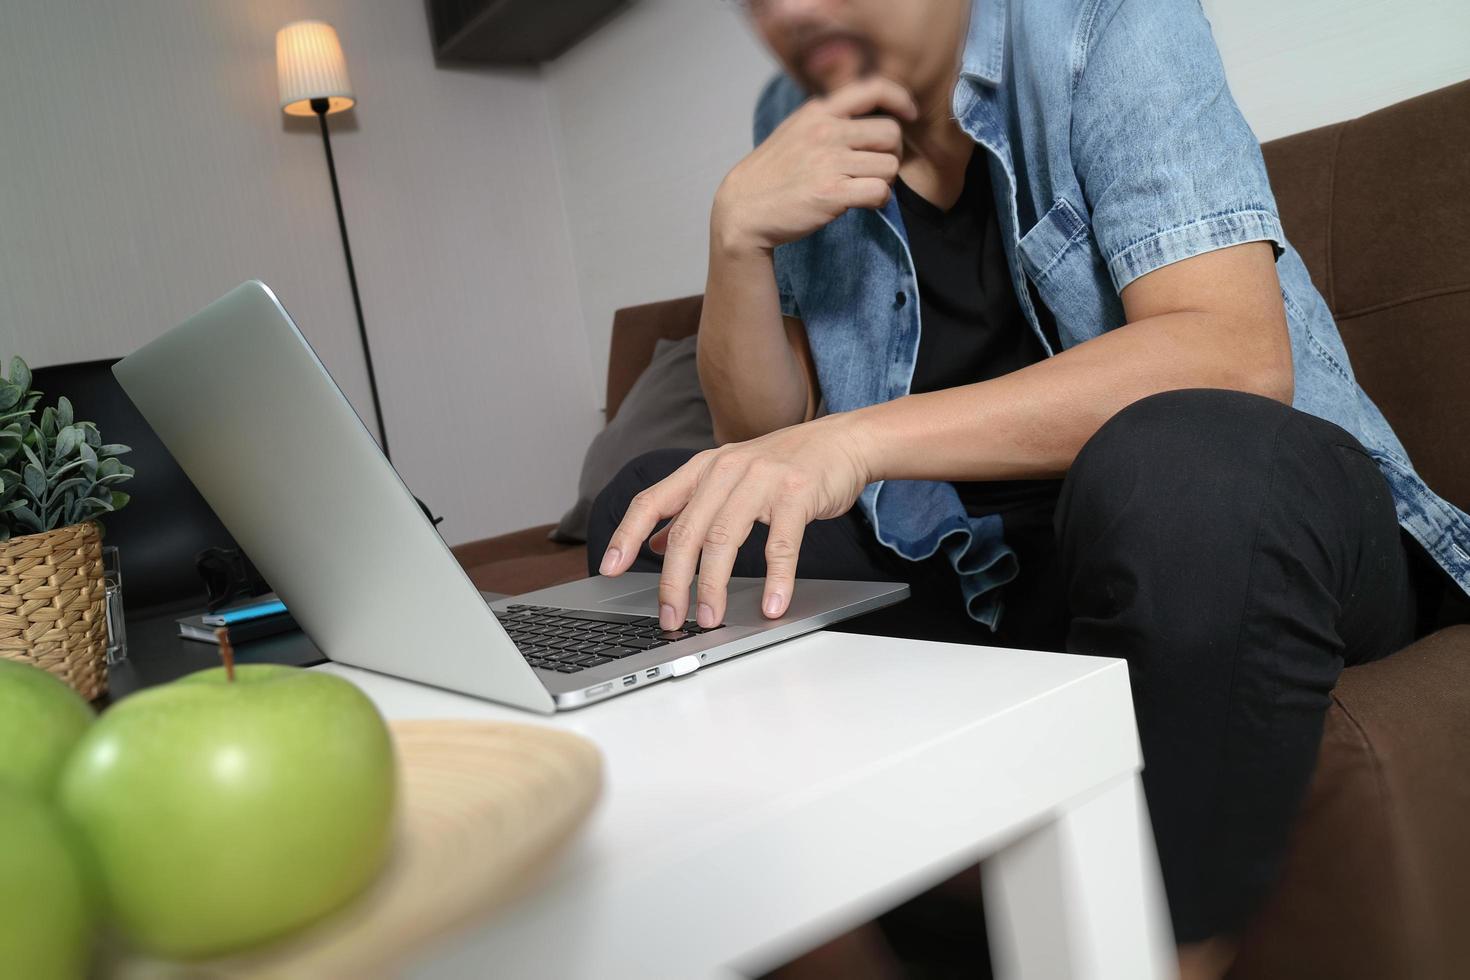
[796,62,866,96]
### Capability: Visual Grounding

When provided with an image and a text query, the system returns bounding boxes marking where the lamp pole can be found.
[310,97,390,461]
[277,20,392,462]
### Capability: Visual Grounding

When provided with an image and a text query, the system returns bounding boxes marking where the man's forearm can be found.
[695,76,914,444]
[696,230,812,444]
[852,307,1294,484]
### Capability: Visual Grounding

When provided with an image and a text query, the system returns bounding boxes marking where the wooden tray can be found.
[111,719,602,978]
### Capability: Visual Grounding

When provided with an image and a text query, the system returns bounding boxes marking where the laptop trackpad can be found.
[599,579,759,610]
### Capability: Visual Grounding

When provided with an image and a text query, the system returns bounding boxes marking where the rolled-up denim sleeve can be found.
[1072,0,1285,294]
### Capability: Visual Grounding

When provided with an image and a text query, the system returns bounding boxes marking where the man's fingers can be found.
[762,509,807,619]
[842,150,900,181]
[840,177,892,210]
[599,461,704,576]
[692,488,764,629]
[648,522,671,555]
[655,456,749,629]
[824,76,919,122]
[845,117,902,153]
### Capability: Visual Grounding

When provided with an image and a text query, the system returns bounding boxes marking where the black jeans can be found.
[587,389,1432,943]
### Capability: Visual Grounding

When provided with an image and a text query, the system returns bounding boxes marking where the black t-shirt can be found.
[895,149,1062,520]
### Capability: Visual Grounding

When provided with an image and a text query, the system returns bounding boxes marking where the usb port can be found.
[645,668,659,679]
[622,674,637,687]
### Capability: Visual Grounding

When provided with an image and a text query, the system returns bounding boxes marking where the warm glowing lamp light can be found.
[277,21,356,116]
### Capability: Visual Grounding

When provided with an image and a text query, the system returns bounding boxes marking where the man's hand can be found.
[597,414,874,631]
[713,77,917,255]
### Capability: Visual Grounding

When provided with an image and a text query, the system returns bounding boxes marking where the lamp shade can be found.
[276,20,355,116]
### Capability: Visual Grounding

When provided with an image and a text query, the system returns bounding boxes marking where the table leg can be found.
[982,773,1176,979]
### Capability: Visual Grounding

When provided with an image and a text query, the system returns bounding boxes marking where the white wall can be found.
[0,0,600,546]
[1203,0,1470,142]
[542,0,777,396]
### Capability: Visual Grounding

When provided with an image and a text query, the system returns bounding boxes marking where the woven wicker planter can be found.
[0,521,107,700]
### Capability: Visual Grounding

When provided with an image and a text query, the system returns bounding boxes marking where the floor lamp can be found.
[276,20,391,461]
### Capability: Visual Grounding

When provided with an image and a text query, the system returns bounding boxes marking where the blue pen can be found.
[202,599,289,627]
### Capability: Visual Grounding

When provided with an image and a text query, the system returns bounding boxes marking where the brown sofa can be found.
[452,81,1470,975]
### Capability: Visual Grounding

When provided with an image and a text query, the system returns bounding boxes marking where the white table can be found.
[318,630,1175,979]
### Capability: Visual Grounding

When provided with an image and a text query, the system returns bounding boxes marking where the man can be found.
[588,0,1470,974]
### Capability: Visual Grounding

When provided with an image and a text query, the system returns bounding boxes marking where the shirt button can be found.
[895,291,907,308]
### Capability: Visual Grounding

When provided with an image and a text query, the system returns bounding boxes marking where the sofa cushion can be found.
[1230,625,1470,978]
[605,295,704,422]
[1260,79,1470,513]
[1234,80,1470,978]
[553,335,715,543]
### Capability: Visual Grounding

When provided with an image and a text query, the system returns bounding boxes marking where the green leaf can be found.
[96,461,131,487]
[26,428,46,468]
[50,477,88,498]
[54,426,79,459]
[22,464,44,500]
[9,357,31,395]
[51,457,86,480]
[0,373,137,539]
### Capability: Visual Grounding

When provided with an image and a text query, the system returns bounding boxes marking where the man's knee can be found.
[586,448,699,567]
[1059,388,1295,539]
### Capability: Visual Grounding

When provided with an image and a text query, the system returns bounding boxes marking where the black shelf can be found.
[102,599,324,705]
[427,0,630,64]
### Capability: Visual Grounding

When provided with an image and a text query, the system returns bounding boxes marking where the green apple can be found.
[57,664,396,960]
[0,784,95,980]
[0,658,95,798]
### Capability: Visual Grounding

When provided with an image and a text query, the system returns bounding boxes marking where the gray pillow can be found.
[551,335,715,543]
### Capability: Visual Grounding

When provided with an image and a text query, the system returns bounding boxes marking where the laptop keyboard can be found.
[495,604,724,674]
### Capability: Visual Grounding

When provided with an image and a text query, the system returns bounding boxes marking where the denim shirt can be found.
[754,0,1470,628]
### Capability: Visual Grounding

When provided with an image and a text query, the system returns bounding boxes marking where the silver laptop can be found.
[113,282,907,712]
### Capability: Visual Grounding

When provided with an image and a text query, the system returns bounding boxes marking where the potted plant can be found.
[0,357,133,700]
